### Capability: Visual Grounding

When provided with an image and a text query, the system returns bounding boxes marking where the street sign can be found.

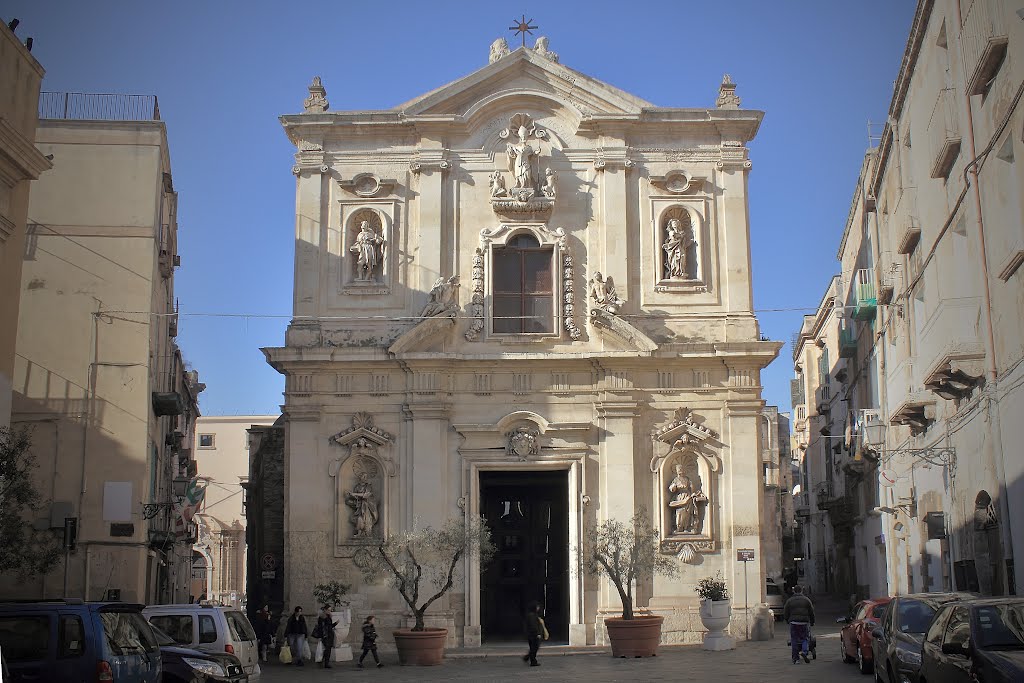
[737,549,755,562]
[879,469,897,487]
[261,570,276,579]
[260,553,277,571]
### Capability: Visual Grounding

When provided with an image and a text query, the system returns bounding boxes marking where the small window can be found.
[198,434,215,449]
[199,614,217,643]
[925,606,950,645]
[99,611,158,657]
[59,615,85,657]
[871,603,888,619]
[149,615,193,645]
[0,615,50,661]
[943,606,971,648]
[226,612,256,642]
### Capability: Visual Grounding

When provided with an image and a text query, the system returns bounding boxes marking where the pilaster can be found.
[403,402,452,528]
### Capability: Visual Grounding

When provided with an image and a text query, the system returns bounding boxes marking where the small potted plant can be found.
[695,571,733,650]
[313,580,353,661]
[359,516,495,665]
[580,508,678,657]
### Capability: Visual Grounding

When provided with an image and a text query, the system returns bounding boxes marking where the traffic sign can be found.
[260,553,277,571]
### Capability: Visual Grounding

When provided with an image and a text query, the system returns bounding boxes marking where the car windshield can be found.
[100,611,159,656]
[976,604,1024,650]
[898,599,937,633]
[147,623,176,647]
[225,611,256,641]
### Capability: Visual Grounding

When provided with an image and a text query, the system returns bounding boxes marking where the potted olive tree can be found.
[359,516,495,665]
[695,571,734,650]
[313,580,352,661]
[581,508,678,657]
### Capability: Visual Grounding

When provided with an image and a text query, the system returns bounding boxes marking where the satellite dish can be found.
[879,469,898,488]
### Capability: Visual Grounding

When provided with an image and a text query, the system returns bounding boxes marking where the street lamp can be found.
[857,410,956,470]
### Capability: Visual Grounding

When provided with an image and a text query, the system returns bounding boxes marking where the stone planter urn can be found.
[331,608,352,662]
[392,628,448,666]
[699,599,735,651]
[604,615,665,657]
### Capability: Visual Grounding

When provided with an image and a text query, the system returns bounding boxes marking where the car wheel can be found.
[858,646,873,675]
[841,636,855,663]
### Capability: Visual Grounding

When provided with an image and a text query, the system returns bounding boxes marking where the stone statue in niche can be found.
[489,37,510,63]
[663,217,696,280]
[589,271,624,315]
[421,276,460,318]
[345,471,379,538]
[490,114,554,218]
[350,220,385,281]
[668,462,707,534]
[507,125,537,190]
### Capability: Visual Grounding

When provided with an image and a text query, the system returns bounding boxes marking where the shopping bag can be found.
[279,644,292,664]
[315,641,324,662]
[302,639,312,661]
[539,617,550,641]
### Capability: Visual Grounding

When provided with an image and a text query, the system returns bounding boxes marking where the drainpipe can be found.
[954,0,1013,594]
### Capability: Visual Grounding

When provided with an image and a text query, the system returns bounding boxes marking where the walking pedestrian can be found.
[284,606,308,667]
[357,615,383,668]
[522,601,542,667]
[782,585,815,664]
[316,605,337,668]
[254,605,272,662]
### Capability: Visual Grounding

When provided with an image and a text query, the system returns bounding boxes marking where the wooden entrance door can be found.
[480,470,569,643]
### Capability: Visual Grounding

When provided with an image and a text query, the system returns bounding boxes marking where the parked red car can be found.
[840,597,892,674]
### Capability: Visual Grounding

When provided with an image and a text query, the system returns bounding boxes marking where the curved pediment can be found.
[397,48,651,119]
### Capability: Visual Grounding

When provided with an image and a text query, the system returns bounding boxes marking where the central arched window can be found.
[492,233,553,333]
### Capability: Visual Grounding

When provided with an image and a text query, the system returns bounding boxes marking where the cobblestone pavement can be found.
[257,602,863,683]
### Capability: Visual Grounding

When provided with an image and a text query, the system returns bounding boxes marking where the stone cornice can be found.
[594,400,642,419]
[402,403,451,420]
[0,117,52,185]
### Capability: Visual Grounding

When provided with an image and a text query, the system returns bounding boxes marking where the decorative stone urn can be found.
[392,628,447,666]
[699,599,735,651]
[331,608,352,662]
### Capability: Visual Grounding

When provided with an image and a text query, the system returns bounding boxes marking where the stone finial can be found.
[533,36,559,63]
[304,75,329,113]
[716,74,740,109]
[489,37,510,64]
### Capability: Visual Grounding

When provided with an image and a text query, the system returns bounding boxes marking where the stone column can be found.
[723,400,767,638]
[595,398,640,620]
[403,403,451,529]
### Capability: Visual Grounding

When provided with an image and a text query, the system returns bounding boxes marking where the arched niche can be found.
[329,412,396,552]
[343,206,392,288]
[656,204,703,284]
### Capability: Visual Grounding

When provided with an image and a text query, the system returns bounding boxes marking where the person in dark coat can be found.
[783,585,815,664]
[316,606,337,668]
[358,615,383,668]
[284,606,308,666]
[522,601,542,667]
[253,605,272,662]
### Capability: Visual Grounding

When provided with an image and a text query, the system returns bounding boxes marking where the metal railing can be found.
[39,92,160,121]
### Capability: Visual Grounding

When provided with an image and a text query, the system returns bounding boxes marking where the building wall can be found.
[0,21,49,427]
[192,414,277,603]
[266,47,781,646]
[3,116,198,604]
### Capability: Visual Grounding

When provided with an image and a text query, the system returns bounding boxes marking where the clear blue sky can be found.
[6,1,916,417]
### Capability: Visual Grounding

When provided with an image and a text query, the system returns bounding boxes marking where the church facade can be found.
[264,39,781,646]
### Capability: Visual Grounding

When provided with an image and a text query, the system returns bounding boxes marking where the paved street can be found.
[257,602,867,682]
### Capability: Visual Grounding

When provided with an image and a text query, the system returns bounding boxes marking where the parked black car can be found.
[150,624,248,682]
[918,597,1024,683]
[872,592,977,683]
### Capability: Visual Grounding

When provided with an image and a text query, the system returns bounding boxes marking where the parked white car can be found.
[143,604,261,679]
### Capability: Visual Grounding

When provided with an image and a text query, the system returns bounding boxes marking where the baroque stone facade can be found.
[265,42,780,647]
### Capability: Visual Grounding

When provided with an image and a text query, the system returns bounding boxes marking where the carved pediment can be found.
[330,412,394,449]
[395,48,651,119]
[651,407,721,473]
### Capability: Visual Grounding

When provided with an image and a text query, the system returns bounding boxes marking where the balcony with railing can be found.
[960,0,1009,96]
[853,269,877,321]
[39,92,160,121]
[927,88,962,178]
[839,323,857,358]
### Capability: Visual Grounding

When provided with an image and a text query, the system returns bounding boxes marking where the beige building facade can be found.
[2,97,203,604]
[265,41,780,646]
[0,20,50,427]
[759,406,794,585]
[794,0,1024,599]
[191,414,277,605]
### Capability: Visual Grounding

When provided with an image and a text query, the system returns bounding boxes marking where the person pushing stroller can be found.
[783,585,815,664]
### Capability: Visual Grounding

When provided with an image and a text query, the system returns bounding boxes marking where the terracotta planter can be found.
[392,627,447,666]
[604,615,665,658]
